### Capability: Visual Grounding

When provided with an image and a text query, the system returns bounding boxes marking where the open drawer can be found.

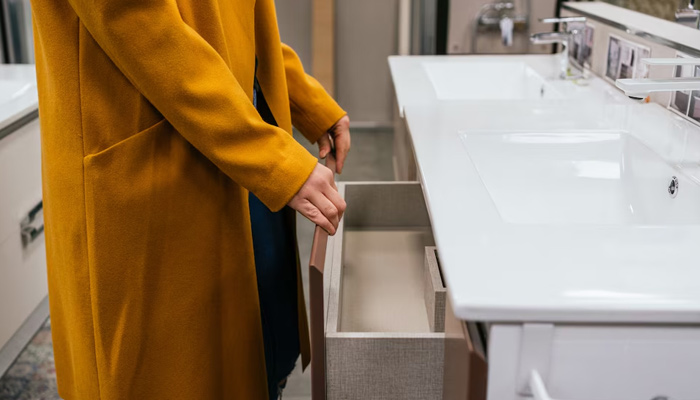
[310,182,446,400]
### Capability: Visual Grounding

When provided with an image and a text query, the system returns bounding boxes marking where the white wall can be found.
[275,0,313,70]
[336,0,399,126]
[275,0,399,126]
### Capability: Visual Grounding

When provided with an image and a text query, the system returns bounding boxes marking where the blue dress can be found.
[250,76,301,400]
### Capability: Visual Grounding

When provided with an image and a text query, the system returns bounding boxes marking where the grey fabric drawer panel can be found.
[326,333,444,400]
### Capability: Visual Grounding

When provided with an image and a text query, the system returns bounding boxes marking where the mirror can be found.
[569,0,699,28]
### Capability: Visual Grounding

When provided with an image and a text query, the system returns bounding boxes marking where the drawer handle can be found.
[20,200,44,247]
[530,370,665,400]
[530,370,558,400]
[309,155,337,400]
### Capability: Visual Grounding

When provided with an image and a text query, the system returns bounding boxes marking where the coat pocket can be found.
[82,119,228,396]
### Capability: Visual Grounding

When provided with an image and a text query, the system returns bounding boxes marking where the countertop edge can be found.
[0,108,39,142]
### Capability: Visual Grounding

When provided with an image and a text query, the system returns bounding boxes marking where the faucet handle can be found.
[539,16,587,24]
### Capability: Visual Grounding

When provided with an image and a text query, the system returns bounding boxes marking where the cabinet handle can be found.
[20,200,44,247]
[309,155,337,400]
[530,370,557,400]
[531,370,660,400]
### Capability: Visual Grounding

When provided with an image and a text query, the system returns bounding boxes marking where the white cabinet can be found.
[444,320,700,400]
[486,324,700,400]
[0,117,48,352]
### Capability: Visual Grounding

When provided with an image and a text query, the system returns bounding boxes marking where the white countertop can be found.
[0,65,38,133]
[389,55,630,117]
[392,54,700,324]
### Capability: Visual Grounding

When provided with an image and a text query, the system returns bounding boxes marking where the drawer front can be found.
[487,324,700,400]
[316,182,445,400]
[0,118,42,244]
[326,333,444,400]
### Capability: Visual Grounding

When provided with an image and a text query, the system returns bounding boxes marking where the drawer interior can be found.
[331,183,436,334]
[341,228,434,333]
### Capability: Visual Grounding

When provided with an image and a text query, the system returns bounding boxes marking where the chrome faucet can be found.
[473,1,531,52]
[616,58,700,98]
[530,17,587,80]
[676,0,699,29]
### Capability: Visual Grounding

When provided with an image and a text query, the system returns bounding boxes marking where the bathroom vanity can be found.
[406,100,700,399]
[0,65,47,376]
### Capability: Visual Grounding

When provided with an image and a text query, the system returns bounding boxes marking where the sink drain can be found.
[668,176,679,198]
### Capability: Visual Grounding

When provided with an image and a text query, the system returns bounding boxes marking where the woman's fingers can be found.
[287,163,346,235]
[310,191,340,230]
[317,133,332,159]
[323,183,346,220]
[334,129,350,174]
[329,116,350,174]
[301,200,336,235]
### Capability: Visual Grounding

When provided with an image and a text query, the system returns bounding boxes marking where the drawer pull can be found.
[530,370,555,400]
[20,200,44,247]
[530,370,668,400]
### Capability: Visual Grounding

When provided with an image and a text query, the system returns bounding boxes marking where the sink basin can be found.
[461,131,700,225]
[0,67,38,133]
[0,80,35,107]
[423,61,562,101]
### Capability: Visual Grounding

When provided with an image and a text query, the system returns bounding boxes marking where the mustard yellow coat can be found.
[30,0,345,398]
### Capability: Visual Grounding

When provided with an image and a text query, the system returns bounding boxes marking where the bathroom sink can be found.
[461,130,700,225]
[0,66,38,133]
[0,80,35,107]
[423,61,562,100]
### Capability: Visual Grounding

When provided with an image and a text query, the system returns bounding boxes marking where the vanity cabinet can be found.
[0,117,47,352]
[485,323,700,400]
[443,319,700,400]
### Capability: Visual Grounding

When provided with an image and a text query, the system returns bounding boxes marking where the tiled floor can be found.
[0,319,57,400]
[0,128,394,400]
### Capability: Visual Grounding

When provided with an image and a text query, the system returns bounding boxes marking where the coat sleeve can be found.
[282,44,347,144]
[67,0,317,212]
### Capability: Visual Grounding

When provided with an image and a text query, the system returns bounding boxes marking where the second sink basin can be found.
[0,80,35,108]
[461,130,700,225]
[423,61,562,101]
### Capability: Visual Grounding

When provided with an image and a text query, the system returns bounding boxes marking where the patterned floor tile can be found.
[0,319,60,400]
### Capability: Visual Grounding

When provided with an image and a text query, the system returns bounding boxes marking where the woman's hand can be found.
[287,163,346,235]
[317,115,350,174]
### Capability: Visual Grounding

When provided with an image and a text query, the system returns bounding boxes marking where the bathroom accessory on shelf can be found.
[472,1,531,53]
[615,58,700,98]
[530,17,587,80]
[676,0,699,29]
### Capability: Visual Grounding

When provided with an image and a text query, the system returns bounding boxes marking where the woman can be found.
[30,0,350,398]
